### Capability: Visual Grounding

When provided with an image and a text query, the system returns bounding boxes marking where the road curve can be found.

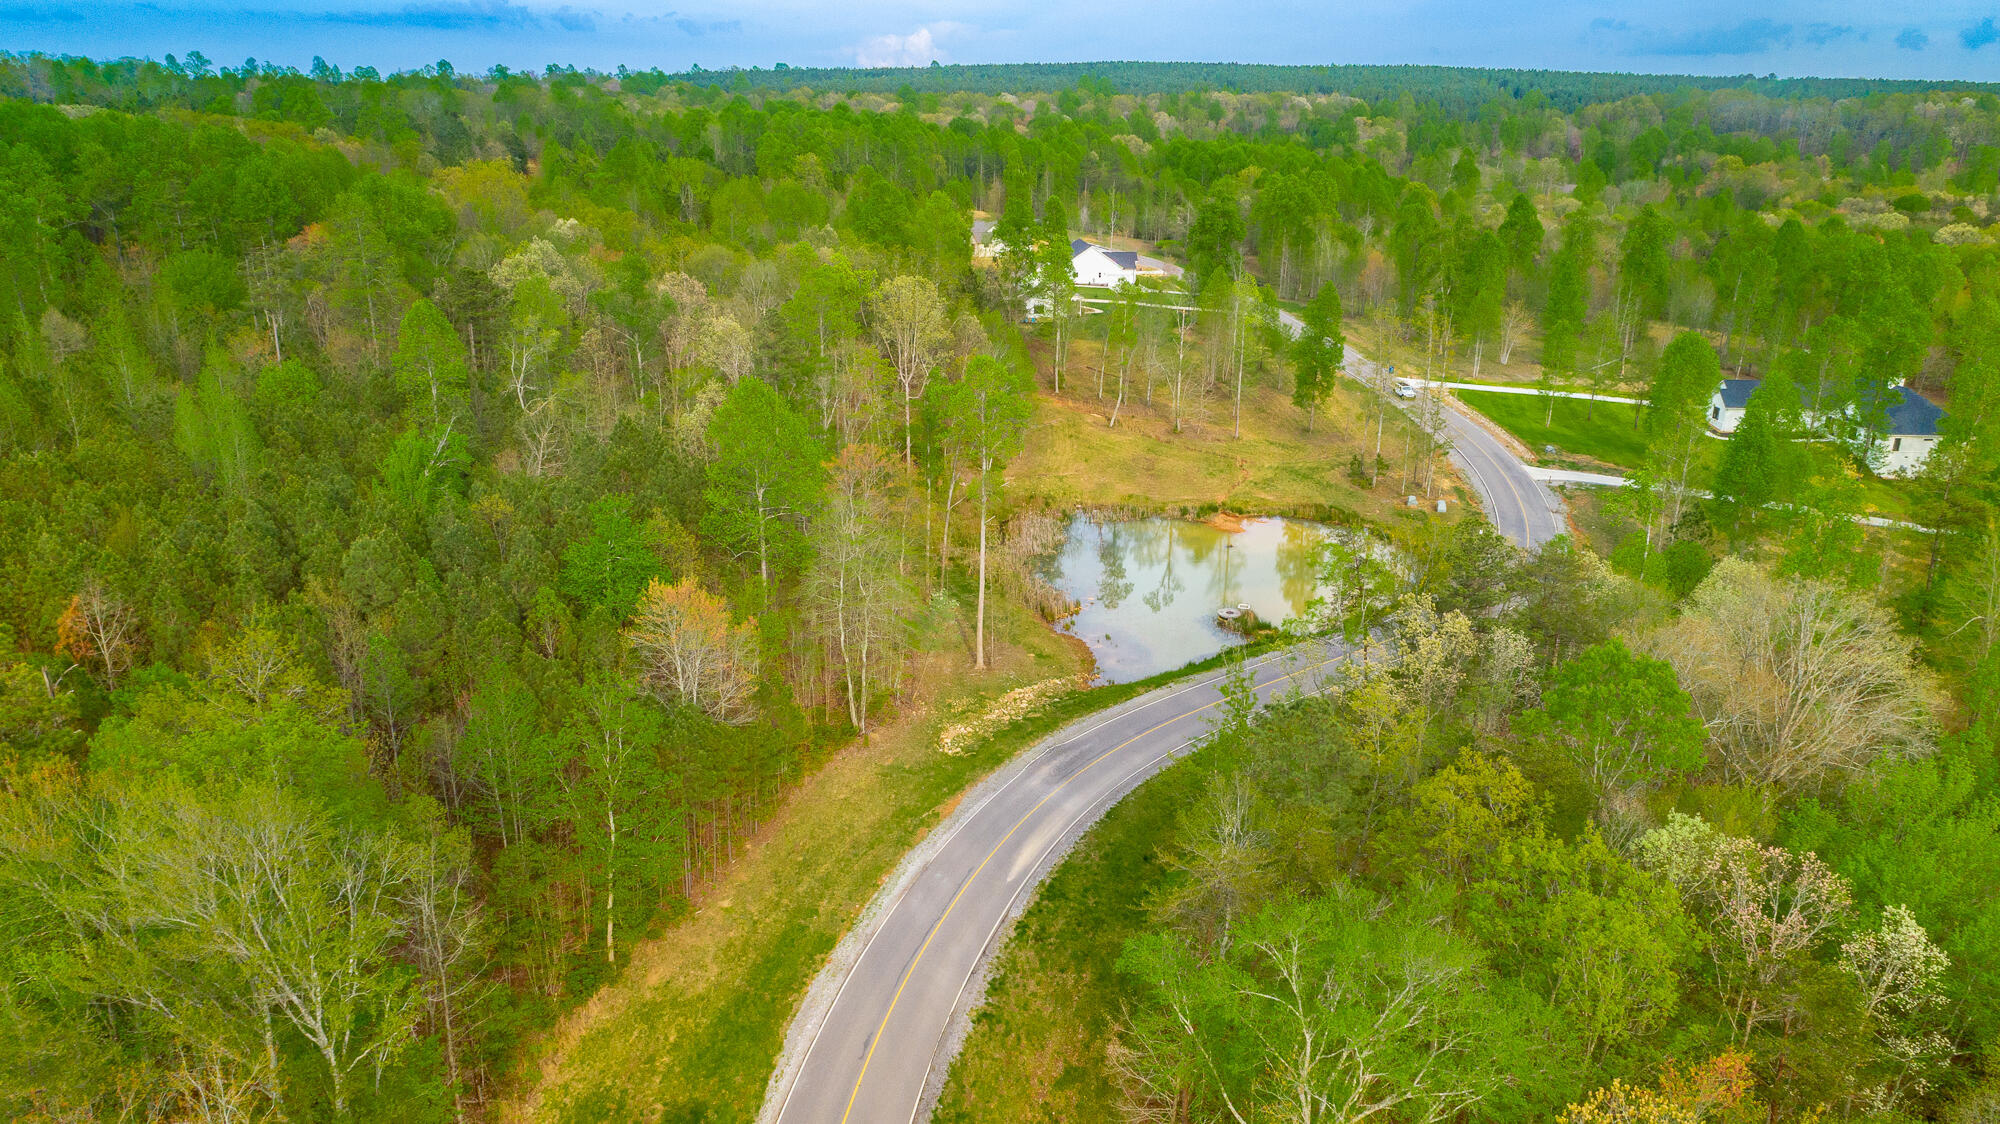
[761,643,1349,1124]
[1433,398,1570,550]
[1273,309,1568,551]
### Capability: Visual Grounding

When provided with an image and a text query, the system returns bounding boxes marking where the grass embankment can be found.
[499,595,1089,1123]
[1456,389,1649,470]
[932,737,1208,1123]
[1009,336,1470,526]
[500,605,1286,1123]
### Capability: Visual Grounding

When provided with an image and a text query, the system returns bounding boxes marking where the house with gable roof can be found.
[1070,239,1140,286]
[1706,377,1946,477]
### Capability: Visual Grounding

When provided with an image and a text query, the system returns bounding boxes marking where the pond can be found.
[1042,514,1334,683]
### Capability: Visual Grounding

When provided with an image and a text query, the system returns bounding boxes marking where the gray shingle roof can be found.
[1716,377,1944,437]
[1884,385,1945,437]
[1070,239,1139,271]
[1716,378,1759,410]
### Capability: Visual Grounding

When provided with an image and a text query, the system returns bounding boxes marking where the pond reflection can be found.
[1044,514,1334,683]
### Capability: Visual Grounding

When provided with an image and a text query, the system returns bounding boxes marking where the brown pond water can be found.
[1043,514,1334,683]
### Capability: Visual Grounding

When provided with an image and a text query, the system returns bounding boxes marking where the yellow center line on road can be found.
[836,654,1341,1124]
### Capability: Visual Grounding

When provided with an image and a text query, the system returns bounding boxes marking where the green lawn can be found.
[1455,389,1649,470]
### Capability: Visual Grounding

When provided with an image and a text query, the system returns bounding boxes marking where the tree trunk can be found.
[975,475,990,670]
[605,805,617,963]
[1371,404,1385,487]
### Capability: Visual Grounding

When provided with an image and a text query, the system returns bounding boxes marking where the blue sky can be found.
[8,0,2000,81]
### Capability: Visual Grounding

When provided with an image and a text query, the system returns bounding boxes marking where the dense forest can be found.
[951,542,1995,1122]
[0,47,1999,1122]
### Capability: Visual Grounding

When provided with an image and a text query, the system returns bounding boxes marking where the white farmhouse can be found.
[1868,385,1946,477]
[1706,377,1946,477]
[1706,378,1759,433]
[1070,239,1140,287]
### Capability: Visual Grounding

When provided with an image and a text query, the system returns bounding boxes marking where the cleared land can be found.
[1009,336,1470,525]
[1455,388,1649,470]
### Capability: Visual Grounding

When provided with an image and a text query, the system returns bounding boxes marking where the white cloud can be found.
[854,25,941,67]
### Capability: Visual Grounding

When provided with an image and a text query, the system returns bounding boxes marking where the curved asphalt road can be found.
[1430,392,1570,550]
[757,315,1561,1124]
[761,643,1349,1124]
[1274,309,1569,551]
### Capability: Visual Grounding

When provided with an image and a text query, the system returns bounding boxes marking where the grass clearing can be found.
[1009,336,1470,526]
[1456,389,1649,470]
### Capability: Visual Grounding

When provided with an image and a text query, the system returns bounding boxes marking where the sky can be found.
[9,0,2000,83]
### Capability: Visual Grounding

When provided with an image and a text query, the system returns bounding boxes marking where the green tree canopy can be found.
[701,375,825,590]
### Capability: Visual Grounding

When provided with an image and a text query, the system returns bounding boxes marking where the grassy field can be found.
[932,733,1207,1124]
[1455,389,1650,470]
[1008,335,1473,526]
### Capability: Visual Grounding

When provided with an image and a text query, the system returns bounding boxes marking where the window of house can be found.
[1711,405,1720,420]
[1892,438,1902,452]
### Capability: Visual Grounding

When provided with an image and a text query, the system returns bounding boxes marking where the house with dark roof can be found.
[1069,239,1140,286]
[970,218,1000,258]
[1706,378,1762,433]
[1869,385,1946,477]
[1706,377,1946,477]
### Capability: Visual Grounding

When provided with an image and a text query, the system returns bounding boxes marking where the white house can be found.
[1706,377,1946,477]
[1706,378,1759,433]
[971,218,1002,259]
[1869,385,1946,477]
[1070,239,1140,287]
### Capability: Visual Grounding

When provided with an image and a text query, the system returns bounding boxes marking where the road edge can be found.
[752,660,1244,1124]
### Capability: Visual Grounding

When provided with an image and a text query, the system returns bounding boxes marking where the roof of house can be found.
[1883,385,1945,437]
[1070,239,1140,271]
[1714,378,1945,437]
[1715,378,1759,410]
[971,218,995,240]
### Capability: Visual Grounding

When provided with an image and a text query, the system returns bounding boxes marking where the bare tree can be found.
[1497,299,1531,365]
[626,578,760,724]
[393,825,487,1119]
[1154,775,1266,959]
[805,445,914,732]
[56,579,138,691]
[1645,559,1940,790]
[871,275,950,466]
